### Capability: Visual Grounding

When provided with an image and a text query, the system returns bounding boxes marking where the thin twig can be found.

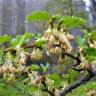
[53,44,81,65]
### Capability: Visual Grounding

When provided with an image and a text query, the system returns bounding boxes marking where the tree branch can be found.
[59,73,95,96]
[72,67,85,72]
[53,44,81,65]
[52,44,96,96]
[62,52,81,65]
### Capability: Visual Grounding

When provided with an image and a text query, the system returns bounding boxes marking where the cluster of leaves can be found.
[0,11,96,96]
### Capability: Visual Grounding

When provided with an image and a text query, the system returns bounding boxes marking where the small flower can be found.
[54,47,62,54]
[31,48,43,61]
[30,71,42,86]
[19,52,27,65]
[1,64,15,73]
[3,73,15,83]
[66,33,74,40]
[32,76,42,86]
[59,55,67,64]
[44,27,52,40]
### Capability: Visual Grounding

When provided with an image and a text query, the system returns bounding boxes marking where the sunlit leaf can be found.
[0,48,4,65]
[34,33,42,39]
[47,74,63,88]
[40,63,49,73]
[34,37,47,47]
[91,31,96,41]
[26,11,49,22]
[59,16,86,29]
[75,36,85,46]
[28,64,40,71]
[0,34,11,45]
[10,33,34,47]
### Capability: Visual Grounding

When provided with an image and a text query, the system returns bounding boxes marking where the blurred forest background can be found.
[0,0,96,36]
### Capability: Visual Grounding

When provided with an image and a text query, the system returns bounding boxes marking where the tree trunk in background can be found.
[0,0,48,35]
[16,0,25,34]
[0,0,96,36]
[25,0,48,33]
[2,0,12,35]
[11,0,17,35]
[90,0,96,23]
[1,0,26,35]
[69,0,73,16]
[25,0,37,33]
[91,0,96,11]
[0,0,3,35]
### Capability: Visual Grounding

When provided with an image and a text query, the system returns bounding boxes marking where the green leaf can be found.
[47,74,63,88]
[59,16,86,29]
[85,48,96,61]
[34,37,47,47]
[46,78,54,87]
[68,69,79,83]
[26,11,49,22]
[52,15,61,21]
[84,30,90,40]
[10,33,34,47]
[0,81,17,96]
[28,64,40,71]
[91,31,96,41]
[0,34,11,45]
[75,36,85,46]
[35,33,42,39]
[40,63,49,73]
[0,48,4,65]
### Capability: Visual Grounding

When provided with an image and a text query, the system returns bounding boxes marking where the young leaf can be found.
[10,33,34,47]
[85,48,96,61]
[0,48,4,65]
[40,63,49,73]
[59,16,86,29]
[52,15,61,21]
[34,33,42,39]
[75,36,85,46]
[0,34,11,45]
[91,31,96,41]
[47,74,63,88]
[28,64,40,71]
[34,37,47,47]
[26,11,49,22]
